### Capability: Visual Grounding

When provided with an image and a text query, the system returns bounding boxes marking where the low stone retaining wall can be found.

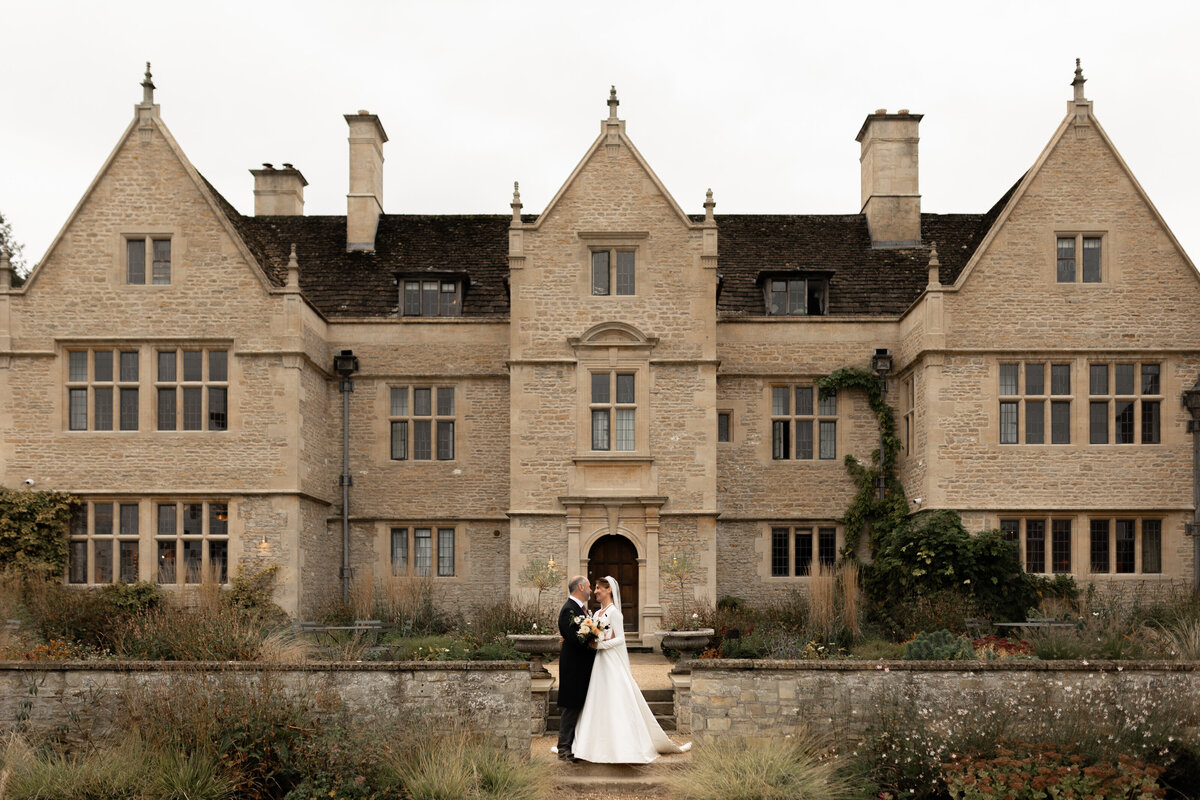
[0,661,531,751]
[690,660,1200,742]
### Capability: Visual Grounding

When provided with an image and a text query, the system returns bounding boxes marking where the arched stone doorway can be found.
[587,534,638,632]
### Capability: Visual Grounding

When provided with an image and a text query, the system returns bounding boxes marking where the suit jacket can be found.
[556,597,596,709]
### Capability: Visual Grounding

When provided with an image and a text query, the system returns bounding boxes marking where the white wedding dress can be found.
[571,588,689,763]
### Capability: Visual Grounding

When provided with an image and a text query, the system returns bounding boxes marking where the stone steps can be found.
[532,734,690,796]
[546,687,675,732]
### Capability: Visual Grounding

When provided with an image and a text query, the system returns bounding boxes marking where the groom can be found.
[556,575,597,762]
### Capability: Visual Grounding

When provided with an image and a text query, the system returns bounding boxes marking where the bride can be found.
[571,575,691,763]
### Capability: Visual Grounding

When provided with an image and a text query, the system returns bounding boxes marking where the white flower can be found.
[532,623,538,630]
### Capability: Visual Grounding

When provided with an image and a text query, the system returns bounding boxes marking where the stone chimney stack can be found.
[250,163,308,216]
[855,109,922,247]
[345,110,388,252]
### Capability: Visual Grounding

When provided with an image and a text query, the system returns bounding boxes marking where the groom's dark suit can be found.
[556,595,596,756]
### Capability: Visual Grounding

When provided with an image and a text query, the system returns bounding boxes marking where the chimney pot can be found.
[875,108,887,114]
[345,111,389,252]
[856,109,923,247]
[251,163,307,215]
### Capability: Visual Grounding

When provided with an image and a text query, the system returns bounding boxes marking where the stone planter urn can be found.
[506,634,560,679]
[655,628,715,674]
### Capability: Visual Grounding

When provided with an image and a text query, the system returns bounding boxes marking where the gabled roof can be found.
[202,168,1018,320]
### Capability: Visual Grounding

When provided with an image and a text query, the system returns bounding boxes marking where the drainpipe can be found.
[334,350,360,605]
[1184,377,1200,594]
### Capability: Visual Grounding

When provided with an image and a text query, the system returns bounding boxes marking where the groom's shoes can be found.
[558,749,582,763]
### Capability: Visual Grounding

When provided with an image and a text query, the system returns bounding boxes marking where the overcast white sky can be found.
[2,1,1198,271]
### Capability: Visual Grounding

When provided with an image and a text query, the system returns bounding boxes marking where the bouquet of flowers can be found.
[573,614,608,645]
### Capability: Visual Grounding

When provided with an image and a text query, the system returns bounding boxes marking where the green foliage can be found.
[941,742,1164,800]
[850,638,906,659]
[96,580,163,613]
[224,564,287,625]
[0,487,79,573]
[863,510,1040,635]
[901,629,975,660]
[127,671,315,800]
[385,634,472,661]
[717,595,745,611]
[113,604,264,661]
[817,368,908,557]
[667,731,856,800]
[467,640,523,661]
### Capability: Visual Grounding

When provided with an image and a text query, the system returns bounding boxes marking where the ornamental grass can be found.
[667,731,857,800]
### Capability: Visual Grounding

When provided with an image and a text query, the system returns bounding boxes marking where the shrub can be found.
[0,488,79,574]
[126,671,316,799]
[849,638,905,660]
[113,604,263,661]
[971,634,1033,659]
[223,565,288,627]
[902,629,975,660]
[864,510,1040,636]
[387,635,471,661]
[468,640,523,661]
[667,731,855,800]
[861,678,1200,800]
[467,598,554,642]
[941,741,1165,800]
[1027,626,1088,660]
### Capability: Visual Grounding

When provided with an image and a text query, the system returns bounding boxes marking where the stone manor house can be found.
[2,63,1197,638]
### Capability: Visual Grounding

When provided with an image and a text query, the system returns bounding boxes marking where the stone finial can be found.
[287,243,300,289]
[704,188,715,223]
[510,181,522,223]
[607,86,619,120]
[1072,58,1087,103]
[0,246,11,291]
[927,241,941,287]
[141,62,156,106]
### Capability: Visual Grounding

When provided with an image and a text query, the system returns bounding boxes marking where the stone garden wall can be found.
[688,660,1200,743]
[0,661,531,751]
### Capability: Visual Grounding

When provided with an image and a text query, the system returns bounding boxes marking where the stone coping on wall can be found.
[692,658,1200,672]
[0,660,530,672]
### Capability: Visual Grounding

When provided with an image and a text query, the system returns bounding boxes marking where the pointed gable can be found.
[941,63,1200,350]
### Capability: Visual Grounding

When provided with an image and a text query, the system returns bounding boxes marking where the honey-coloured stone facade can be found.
[1,66,1196,631]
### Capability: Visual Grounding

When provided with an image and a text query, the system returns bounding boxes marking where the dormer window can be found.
[401,279,462,317]
[766,276,827,316]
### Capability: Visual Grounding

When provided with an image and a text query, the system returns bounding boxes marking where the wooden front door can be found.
[587,535,638,632]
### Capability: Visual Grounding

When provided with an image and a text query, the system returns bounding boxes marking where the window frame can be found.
[389,385,456,461]
[125,235,172,286]
[717,410,732,444]
[590,371,637,452]
[1055,232,1104,284]
[590,248,637,297]
[764,276,829,316]
[389,525,458,578]
[67,498,230,586]
[769,525,839,578]
[154,347,229,432]
[770,384,837,461]
[400,277,463,317]
[998,362,1070,445]
[1086,361,1162,446]
[1088,516,1163,575]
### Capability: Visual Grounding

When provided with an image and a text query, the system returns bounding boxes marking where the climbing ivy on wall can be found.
[0,486,80,574]
[816,367,909,558]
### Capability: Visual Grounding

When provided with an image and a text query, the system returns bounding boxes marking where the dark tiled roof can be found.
[201,174,1019,320]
